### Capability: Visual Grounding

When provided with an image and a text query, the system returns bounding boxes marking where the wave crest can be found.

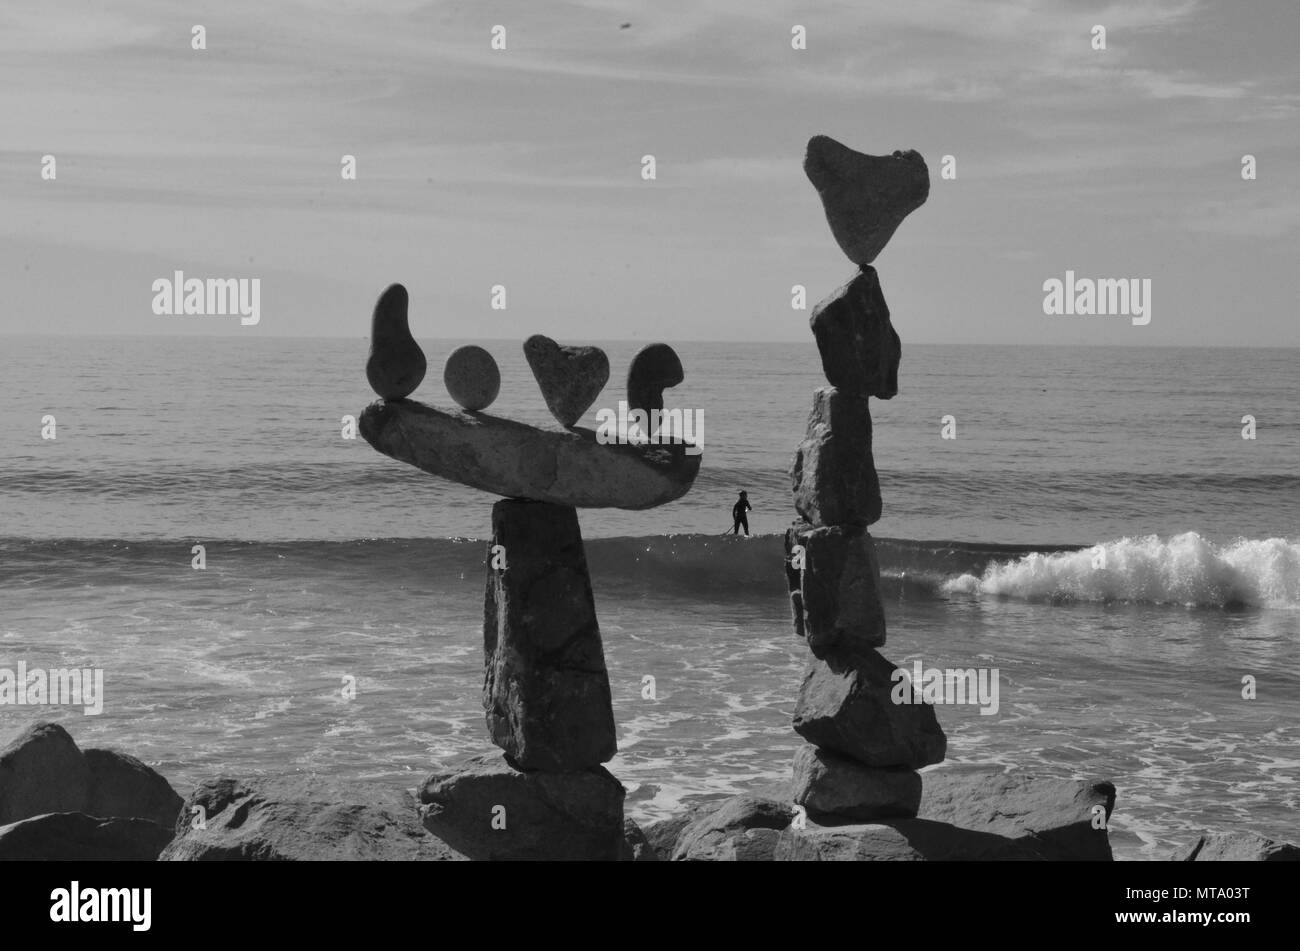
[942,532,1300,608]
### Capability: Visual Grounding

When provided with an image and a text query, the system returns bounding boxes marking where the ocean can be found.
[1,336,1297,860]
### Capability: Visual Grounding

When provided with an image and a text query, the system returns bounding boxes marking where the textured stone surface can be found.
[85,748,184,829]
[803,135,929,266]
[0,813,174,861]
[626,343,684,431]
[620,818,659,861]
[792,651,946,769]
[919,766,1115,862]
[1170,831,1300,862]
[484,499,616,770]
[523,335,609,427]
[671,795,796,861]
[365,283,427,400]
[360,398,700,509]
[810,268,900,399]
[791,387,881,526]
[443,345,500,412]
[0,723,183,830]
[418,752,625,861]
[792,745,921,820]
[775,818,1042,861]
[0,722,89,825]
[786,521,887,660]
[161,776,465,861]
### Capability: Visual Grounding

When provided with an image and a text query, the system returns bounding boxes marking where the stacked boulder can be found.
[359,298,700,860]
[784,135,945,822]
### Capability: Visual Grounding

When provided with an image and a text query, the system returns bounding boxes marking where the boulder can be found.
[1171,831,1300,861]
[484,500,616,770]
[671,795,796,862]
[359,398,700,509]
[791,387,881,526]
[418,752,625,861]
[443,345,501,412]
[792,745,921,820]
[803,135,929,266]
[775,817,1042,861]
[918,766,1115,861]
[641,805,711,861]
[523,335,609,427]
[620,818,659,861]
[810,268,900,399]
[161,776,465,861]
[85,748,185,829]
[0,722,89,825]
[786,521,887,659]
[792,651,946,769]
[0,813,174,861]
[365,283,427,400]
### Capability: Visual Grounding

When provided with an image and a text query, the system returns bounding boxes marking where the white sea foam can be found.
[943,532,1300,608]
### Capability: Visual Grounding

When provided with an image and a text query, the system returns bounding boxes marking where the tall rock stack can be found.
[359,302,700,860]
[785,135,946,822]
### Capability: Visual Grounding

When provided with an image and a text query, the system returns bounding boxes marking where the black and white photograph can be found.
[1,0,1296,931]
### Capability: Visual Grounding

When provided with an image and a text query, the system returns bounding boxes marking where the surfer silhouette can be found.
[731,491,751,536]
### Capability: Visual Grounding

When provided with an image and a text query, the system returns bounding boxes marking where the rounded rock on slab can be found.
[444,345,501,411]
[365,283,427,400]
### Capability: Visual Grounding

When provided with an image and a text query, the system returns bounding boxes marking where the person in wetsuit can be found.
[732,490,751,536]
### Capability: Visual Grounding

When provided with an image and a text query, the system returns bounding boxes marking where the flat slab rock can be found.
[792,745,921,821]
[0,812,175,861]
[161,776,466,861]
[360,398,699,509]
[419,752,626,861]
[1170,831,1300,861]
[645,766,1116,861]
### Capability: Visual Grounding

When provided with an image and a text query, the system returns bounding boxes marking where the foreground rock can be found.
[803,135,929,266]
[524,335,609,427]
[0,813,174,861]
[1171,831,1300,861]
[161,776,465,861]
[785,521,887,659]
[0,722,182,828]
[792,652,947,768]
[810,267,901,399]
[918,767,1115,861]
[419,752,625,861]
[360,398,699,509]
[791,387,881,526]
[669,796,796,861]
[775,817,1044,861]
[792,745,920,820]
[484,499,616,770]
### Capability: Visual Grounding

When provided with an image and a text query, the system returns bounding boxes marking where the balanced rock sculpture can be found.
[359,287,698,859]
[785,135,944,824]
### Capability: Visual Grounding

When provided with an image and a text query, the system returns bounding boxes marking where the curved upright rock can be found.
[366,283,427,400]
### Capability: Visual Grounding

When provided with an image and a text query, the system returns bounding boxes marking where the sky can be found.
[2,0,1298,346]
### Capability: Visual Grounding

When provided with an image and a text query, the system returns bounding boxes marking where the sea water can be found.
[1,337,1296,859]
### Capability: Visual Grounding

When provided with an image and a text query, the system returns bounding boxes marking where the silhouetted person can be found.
[731,491,751,536]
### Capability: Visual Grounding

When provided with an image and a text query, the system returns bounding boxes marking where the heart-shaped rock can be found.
[523,335,610,428]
